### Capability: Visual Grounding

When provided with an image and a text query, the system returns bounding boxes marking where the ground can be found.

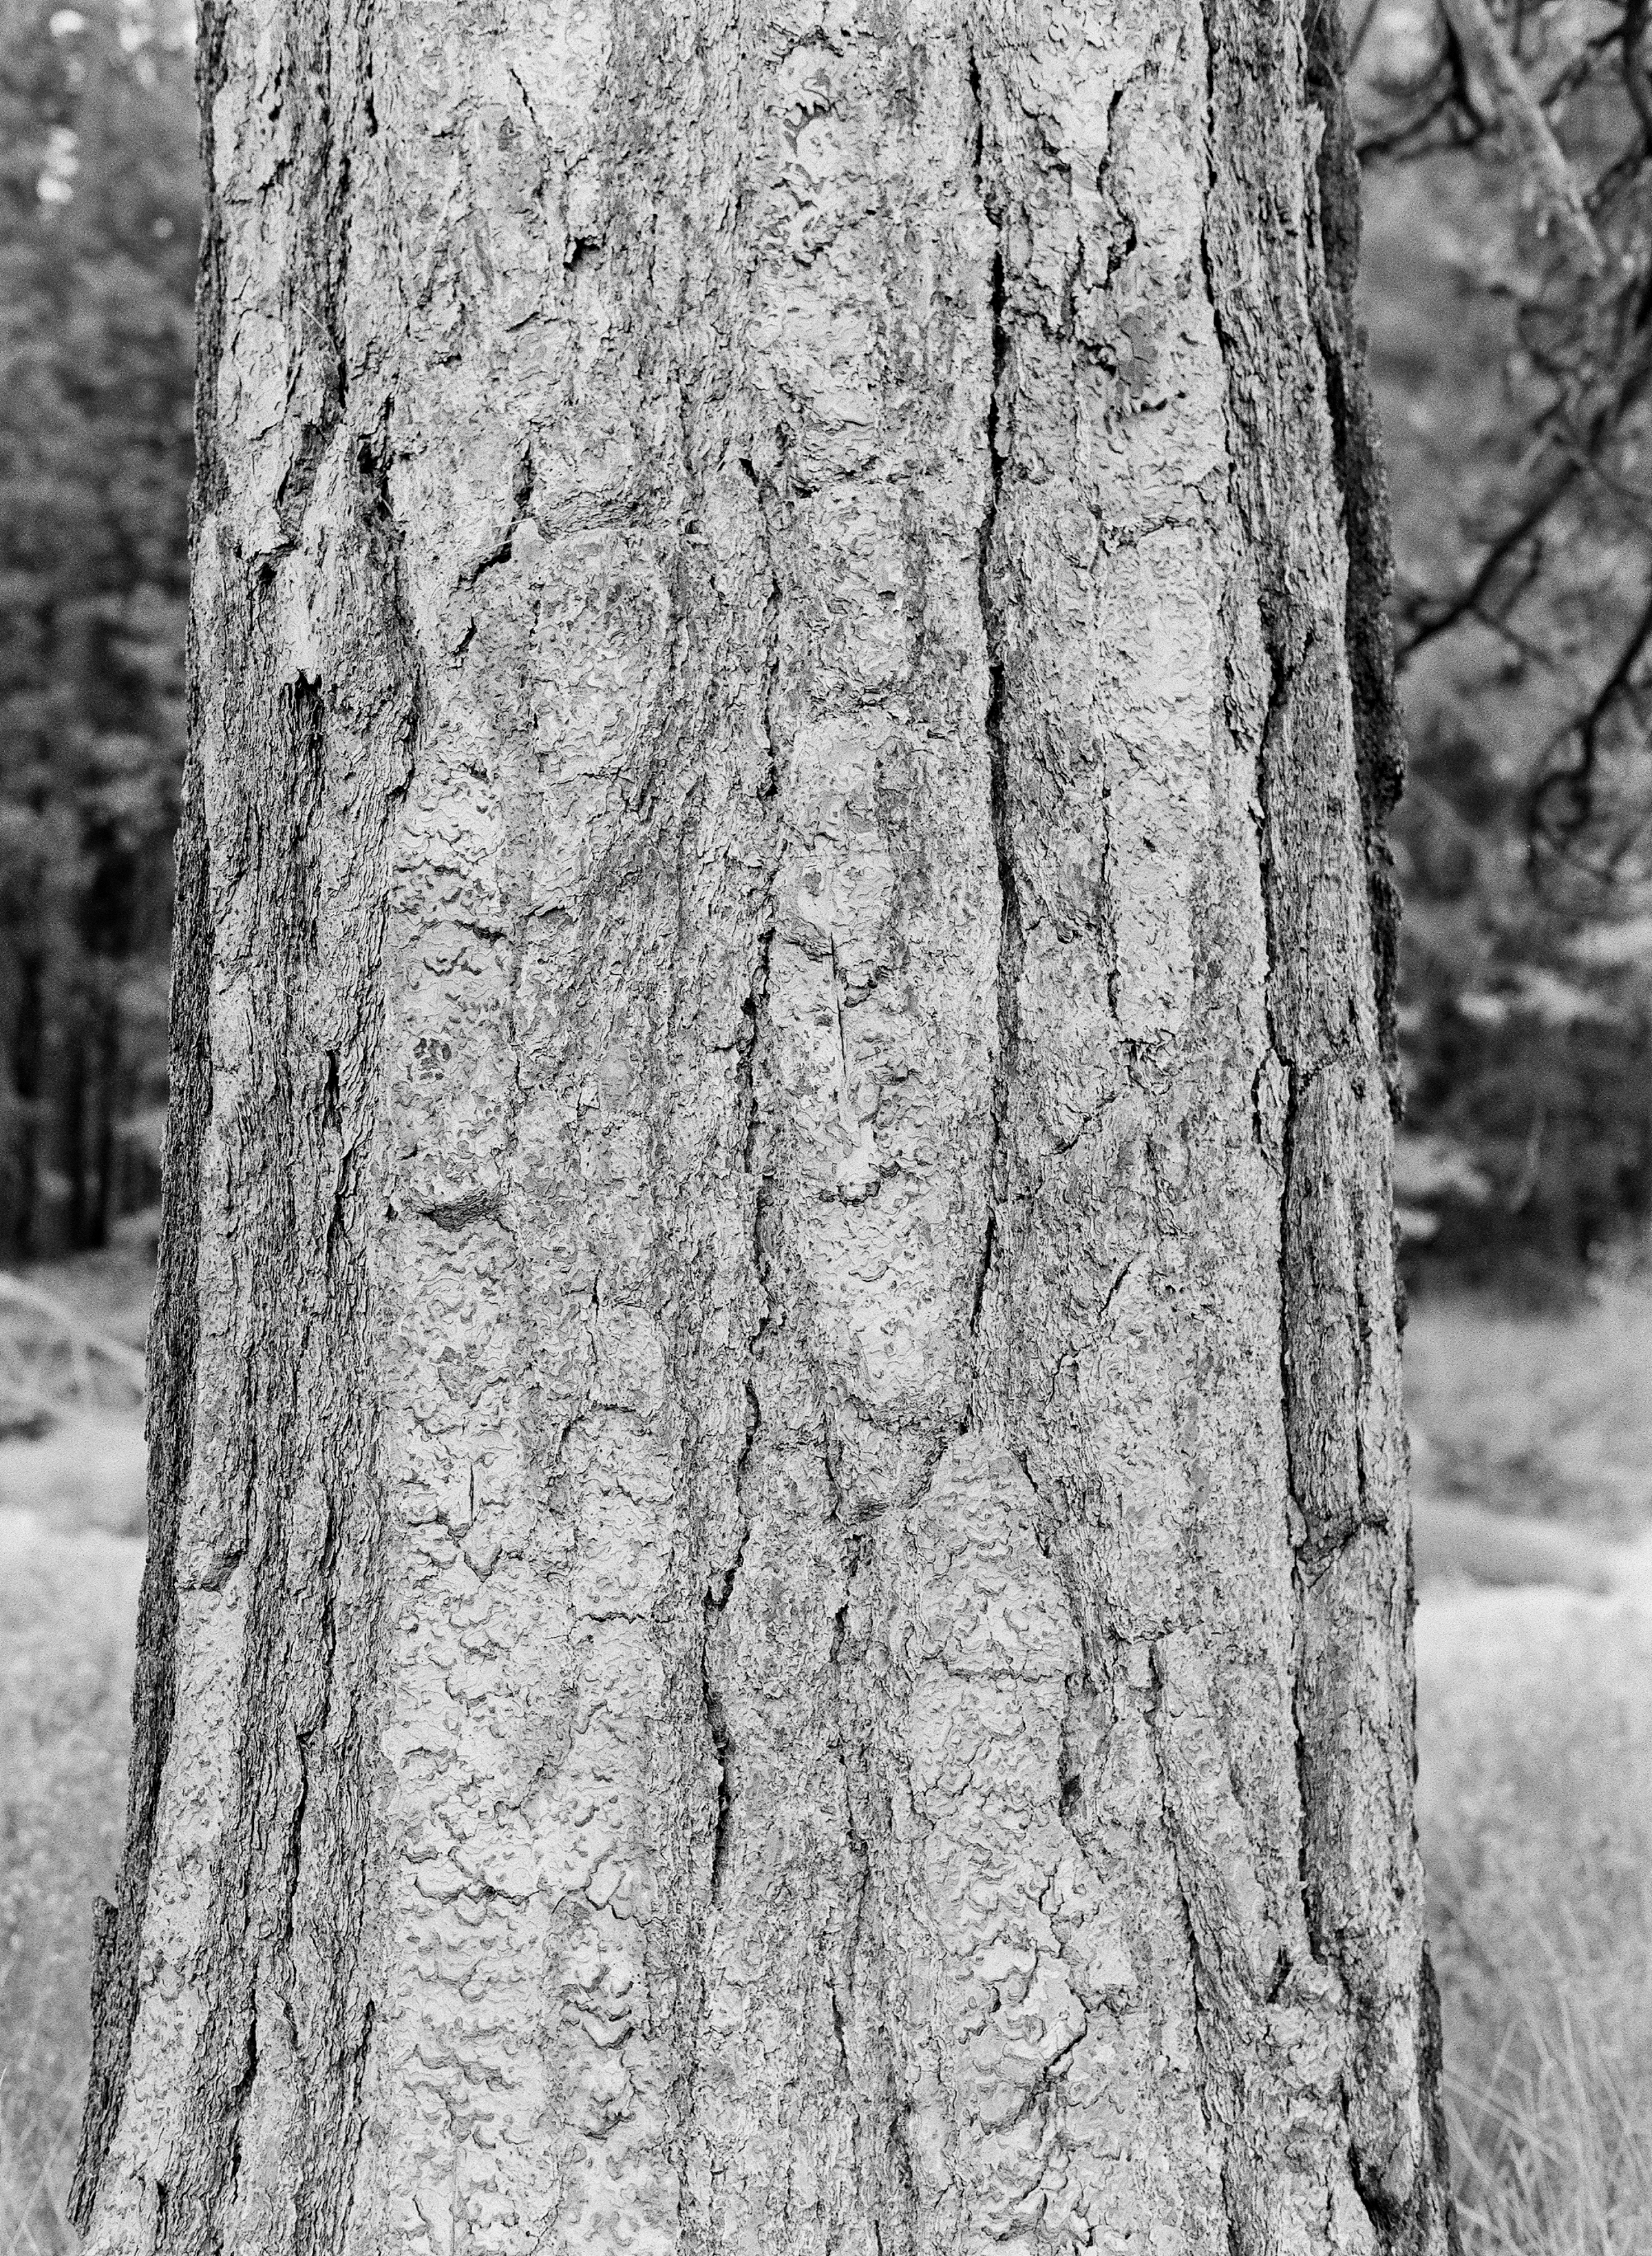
[1,1260,1649,2253]
[1399,1282,1652,2255]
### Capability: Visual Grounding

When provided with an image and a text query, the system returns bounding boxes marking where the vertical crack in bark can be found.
[1251,653,1321,1937]
[496,532,538,1256]
[729,450,781,1517]
[695,447,780,1996]
[1145,1656,1252,2256]
[830,1562,920,2256]
[703,1673,737,1903]
[827,929,854,1130]
[966,52,1019,1371]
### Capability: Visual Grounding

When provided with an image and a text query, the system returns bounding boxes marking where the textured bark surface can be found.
[77,3,1456,2253]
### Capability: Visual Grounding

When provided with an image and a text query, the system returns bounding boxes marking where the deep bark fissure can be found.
[729,445,781,1503]
[966,54,1017,1368]
[704,1676,737,1901]
[224,2010,259,2213]
[829,1528,918,2256]
[699,448,783,1914]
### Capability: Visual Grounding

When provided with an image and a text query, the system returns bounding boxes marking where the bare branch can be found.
[1623,0,1652,143]
[1437,0,1606,271]
[1397,461,1579,667]
[1529,571,1652,869]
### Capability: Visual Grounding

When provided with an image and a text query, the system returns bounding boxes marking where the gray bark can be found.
[74,3,1456,2253]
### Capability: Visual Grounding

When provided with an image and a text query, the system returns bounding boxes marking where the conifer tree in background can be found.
[74,3,1457,2252]
[1354,0,1652,1287]
[0,0,195,1260]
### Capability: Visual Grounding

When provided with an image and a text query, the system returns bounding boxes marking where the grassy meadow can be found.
[1406,1282,1652,2256]
[1,1268,1650,2251]
[1419,1588,1652,2256]
[0,1506,140,2253]
[1,1255,147,2255]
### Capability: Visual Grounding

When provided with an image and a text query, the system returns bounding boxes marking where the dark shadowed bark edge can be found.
[1300,19,1459,2248]
[1299,40,1460,2256]
[70,0,232,2210]
[1304,0,1407,1115]
[1201,4,1457,2255]
[70,604,213,2239]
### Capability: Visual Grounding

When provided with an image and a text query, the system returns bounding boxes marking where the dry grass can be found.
[0,1257,151,2248]
[0,1507,142,2256]
[1412,1496,1618,1596]
[1418,1585,1652,2256]
[0,1421,147,1542]
[1,1273,1649,2254]
[1411,1285,1652,2256]
[1406,1282,1652,1539]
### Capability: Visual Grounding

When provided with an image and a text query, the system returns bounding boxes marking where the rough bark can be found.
[76,3,1456,2253]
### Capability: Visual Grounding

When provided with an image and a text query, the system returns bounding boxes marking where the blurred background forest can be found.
[3,2,1652,2253]
[0,0,191,1267]
[1357,0,1652,1297]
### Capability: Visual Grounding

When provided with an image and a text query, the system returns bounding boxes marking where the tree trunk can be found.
[76,3,1456,2253]
[8,942,45,1258]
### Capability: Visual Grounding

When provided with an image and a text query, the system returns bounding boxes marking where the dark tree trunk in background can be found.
[67,1036,86,1249]
[9,943,45,1258]
[94,989,123,1247]
[76,2,1457,2252]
